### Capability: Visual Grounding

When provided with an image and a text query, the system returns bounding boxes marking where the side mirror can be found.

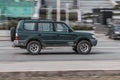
[69,29,72,32]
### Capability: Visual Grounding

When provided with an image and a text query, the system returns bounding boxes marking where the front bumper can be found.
[113,34,120,39]
[13,40,26,47]
[90,39,97,46]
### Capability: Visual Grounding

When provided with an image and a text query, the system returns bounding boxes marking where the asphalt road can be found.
[0,35,120,62]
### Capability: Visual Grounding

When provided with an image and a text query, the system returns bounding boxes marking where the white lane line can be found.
[94,47,120,49]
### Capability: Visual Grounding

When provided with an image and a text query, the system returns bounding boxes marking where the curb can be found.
[0,70,120,78]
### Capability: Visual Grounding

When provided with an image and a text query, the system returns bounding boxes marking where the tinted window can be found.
[38,23,53,32]
[24,23,35,31]
[55,23,68,32]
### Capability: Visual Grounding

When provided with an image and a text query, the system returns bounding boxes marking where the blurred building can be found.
[43,0,114,13]
[0,0,118,22]
[0,0,34,20]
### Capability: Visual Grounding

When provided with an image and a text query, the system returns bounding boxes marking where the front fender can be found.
[74,36,90,46]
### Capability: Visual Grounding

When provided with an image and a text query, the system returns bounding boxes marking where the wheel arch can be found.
[26,38,44,48]
[75,38,92,47]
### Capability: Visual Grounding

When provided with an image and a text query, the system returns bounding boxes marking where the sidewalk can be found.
[0,61,120,72]
[0,61,120,78]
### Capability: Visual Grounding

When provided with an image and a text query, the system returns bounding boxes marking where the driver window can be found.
[55,23,68,32]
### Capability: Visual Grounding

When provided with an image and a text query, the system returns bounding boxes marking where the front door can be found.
[54,22,76,46]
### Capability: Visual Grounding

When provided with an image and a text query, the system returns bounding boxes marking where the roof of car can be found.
[20,19,66,24]
[22,19,55,22]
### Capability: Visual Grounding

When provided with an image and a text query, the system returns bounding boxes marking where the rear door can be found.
[37,22,56,45]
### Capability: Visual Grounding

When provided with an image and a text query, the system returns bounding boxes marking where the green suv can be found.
[11,20,97,55]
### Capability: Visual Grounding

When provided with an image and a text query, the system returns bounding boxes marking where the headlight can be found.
[92,35,96,39]
[115,31,120,34]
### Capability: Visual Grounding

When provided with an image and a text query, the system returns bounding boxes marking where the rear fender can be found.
[25,36,45,47]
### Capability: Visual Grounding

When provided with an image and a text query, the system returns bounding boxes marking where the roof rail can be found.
[23,18,54,21]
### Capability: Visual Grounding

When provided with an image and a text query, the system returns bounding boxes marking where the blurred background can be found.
[0,0,120,32]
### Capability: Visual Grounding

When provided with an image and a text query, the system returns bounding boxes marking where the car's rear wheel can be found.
[76,40,91,54]
[10,27,16,42]
[27,41,41,55]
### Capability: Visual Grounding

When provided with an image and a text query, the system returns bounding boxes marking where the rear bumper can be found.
[13,40,26,47]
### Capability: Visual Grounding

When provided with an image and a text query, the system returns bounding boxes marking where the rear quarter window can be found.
[24,23,35,31]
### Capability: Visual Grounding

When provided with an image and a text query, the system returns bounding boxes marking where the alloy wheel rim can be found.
[79,43,89,53]
[29,43,39,53]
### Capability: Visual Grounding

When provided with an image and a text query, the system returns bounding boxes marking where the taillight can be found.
[15,33,18,40]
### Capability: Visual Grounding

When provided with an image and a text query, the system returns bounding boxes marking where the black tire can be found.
[72,47,77,53]
[10,27,16,42]
[27,41,41,55]
[76,40,91,54]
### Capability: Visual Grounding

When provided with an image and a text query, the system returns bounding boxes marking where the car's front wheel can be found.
[72,47,77,53]
[76,40,91,54]
[27,41,41,55]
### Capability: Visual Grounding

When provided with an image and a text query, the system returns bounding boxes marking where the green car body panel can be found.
[13,20,97,50]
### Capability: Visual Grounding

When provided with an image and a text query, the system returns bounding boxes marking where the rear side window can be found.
[24,23,35,31]
[38,23,53,32]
